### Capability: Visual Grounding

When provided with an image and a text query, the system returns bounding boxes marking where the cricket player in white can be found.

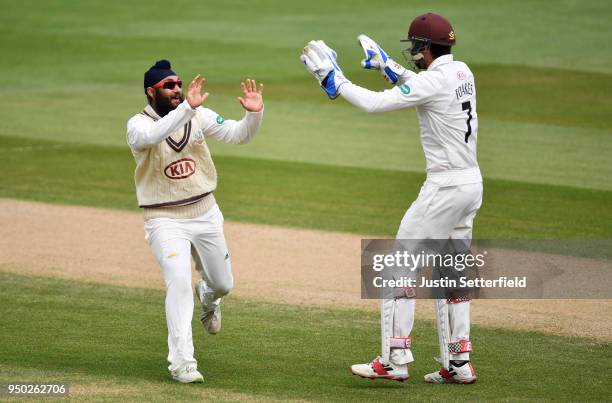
[126,60,264,383]
[301,13,480,384]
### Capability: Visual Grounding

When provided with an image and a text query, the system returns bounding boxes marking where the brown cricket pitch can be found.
[0,198,610,341]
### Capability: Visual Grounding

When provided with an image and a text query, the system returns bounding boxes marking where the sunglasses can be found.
[153,79,183,90]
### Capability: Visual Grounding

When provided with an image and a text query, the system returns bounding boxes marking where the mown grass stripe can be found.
[0,136,610,239]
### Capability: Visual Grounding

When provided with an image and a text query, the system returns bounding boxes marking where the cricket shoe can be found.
[424,361,476,384]
[171,366,204,383]
[195,279,222,335]
[350,357,408,382]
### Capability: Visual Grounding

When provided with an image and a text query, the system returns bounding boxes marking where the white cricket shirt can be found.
[339,54,481,185]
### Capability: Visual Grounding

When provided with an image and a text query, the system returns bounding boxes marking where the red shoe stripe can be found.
[439,367,454,379]
[371,359,389,376]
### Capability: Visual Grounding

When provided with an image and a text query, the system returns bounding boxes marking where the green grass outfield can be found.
[1,1,611,401]
[1,135,611,239]
[1,0,611,192]
[0,0,610,234]
[1,272,610,401]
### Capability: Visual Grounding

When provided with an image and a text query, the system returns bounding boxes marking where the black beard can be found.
[153,92,184,117]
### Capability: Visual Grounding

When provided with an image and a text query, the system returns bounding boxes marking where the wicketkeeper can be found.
[301,13,481,384]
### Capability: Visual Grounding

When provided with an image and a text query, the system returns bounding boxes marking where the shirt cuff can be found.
[182,99,198,113]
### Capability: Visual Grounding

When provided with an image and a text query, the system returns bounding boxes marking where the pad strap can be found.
[447,297,471,303]
[394,287,416,299]
[448,339,472,353]
[389,336,412,350]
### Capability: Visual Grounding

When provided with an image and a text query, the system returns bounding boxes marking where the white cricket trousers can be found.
[382,168,483,365]
[144,204,233,372]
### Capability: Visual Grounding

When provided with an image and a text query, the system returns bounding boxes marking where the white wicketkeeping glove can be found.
[301,40,350,99]
[358,34,408,85]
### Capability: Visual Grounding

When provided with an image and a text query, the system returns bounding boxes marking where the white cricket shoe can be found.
[424,361,477,384]
[350,357,408,382]
[195,279,222,335]
[171,366,204,383]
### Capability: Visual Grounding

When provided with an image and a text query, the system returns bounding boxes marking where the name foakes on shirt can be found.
[455,82,474,100]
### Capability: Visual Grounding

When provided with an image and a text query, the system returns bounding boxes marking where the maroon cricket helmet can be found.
[401,13,456,46]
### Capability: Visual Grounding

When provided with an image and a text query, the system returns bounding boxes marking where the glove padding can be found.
[301,40,349,99]
[358,34,407,84]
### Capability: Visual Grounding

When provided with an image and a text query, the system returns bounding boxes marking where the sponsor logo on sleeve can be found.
[164,158,196,179]
[216,115,225,124]
[399,84,411,95]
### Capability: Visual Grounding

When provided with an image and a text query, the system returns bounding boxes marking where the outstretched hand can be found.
[237,79,264,112]
[187,74,209,109]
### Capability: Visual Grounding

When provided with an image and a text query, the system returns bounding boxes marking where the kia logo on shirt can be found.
[165,158,196,179]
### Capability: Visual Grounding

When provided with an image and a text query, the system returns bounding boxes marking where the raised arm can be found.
[338,72,439,113]
[127,101,196,150]
[127,75,209,151]
[301,39,438,113]
[200,79,264,145]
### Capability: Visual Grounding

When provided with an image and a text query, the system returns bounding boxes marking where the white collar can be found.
[428,54,454,71]
[144,104,162,120]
